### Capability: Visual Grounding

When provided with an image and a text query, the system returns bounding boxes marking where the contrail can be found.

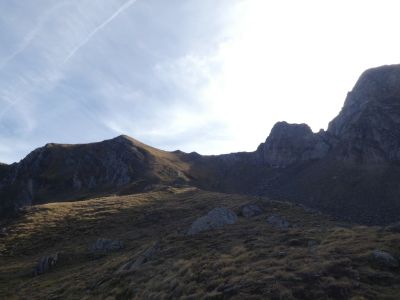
[0,2,70,71]
[63,0,137,63]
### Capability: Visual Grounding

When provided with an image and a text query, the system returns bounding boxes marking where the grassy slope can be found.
[1,188,400,299]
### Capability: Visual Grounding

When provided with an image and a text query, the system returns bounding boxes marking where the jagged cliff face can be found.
[190,65,400,224]
[328,65,400,163]
[2,64,400,225]
[255,65,400,166]
[256,122,331,167]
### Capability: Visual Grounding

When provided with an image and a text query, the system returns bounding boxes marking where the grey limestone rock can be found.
[258,122,331,167]
[90,238,124,252]
[240,203,263,218]
[187,207,237,235]
[328,65,400,163]
[34,253,59,276]
[371,250,399,268]
[267,214,290,230]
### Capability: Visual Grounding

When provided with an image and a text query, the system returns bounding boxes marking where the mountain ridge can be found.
[2,64,400,225]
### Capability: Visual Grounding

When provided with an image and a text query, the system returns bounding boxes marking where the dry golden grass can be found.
[1,188,399,299]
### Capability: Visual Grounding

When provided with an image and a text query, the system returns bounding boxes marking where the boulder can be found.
[267,215,290,230]
[275,251,287,258]
[187,207,237,235]
[371,250,399,268]
[34,253,59,276]
[240,203,263,218]
[90,238,124,252]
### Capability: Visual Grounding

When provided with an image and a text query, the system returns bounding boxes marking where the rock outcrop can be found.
[328,65,400,163]
[371,250,399,268]
[90,238,124,253]
[257,122,331,167]
[187,207,237,235]
[240,203,263,218]
[34,253,59,276]
[267,215,290,230]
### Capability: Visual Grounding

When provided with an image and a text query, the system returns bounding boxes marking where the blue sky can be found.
[1,0,400,163]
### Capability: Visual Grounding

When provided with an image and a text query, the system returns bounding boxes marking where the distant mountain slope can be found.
[2,64,400,225]
[0,135,190,216]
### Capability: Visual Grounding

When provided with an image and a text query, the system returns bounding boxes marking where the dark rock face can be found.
[34,253,59,276]
[329,65,400,163]
[196,64,400,225]
[257,122,331,167]
[0,163,8,180]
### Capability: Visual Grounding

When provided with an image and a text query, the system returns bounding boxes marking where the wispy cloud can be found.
[0,0,246,163]
[0,2,70,70]
[63,0,138,64]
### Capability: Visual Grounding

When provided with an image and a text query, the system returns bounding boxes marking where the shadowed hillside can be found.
[0,135,191,217]
[1,188,400,299]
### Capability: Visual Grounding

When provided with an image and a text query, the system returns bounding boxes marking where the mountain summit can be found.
[328,65,400,163]
[0,135,190,214]
[2,64,400,225]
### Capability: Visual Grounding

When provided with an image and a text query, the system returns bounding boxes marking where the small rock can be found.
[90,238,124,252]
[275,251,287,258]
[308,240,319,254]
[385,222,400,233]
[187,207,237,235]
[371,250,399,268]
[118,241,160,272]
[307,240,319,248]
[267,215,290,230]
[34,253,59,276]
[240,203,263,218]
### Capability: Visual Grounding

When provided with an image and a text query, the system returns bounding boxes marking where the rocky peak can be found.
[257,122,330,167]
[328,64,400,163]
[110,134,137,145]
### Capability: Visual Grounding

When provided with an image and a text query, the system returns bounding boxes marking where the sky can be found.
[1,0,400,163]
